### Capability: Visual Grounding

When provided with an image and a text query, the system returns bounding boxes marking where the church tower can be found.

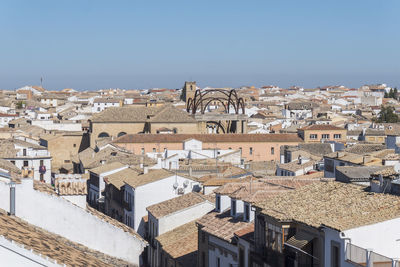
[182,81,196,105]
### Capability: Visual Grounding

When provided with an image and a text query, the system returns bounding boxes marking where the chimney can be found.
[363,156,372,165]
[140,156,144,169]
[143,166,148,174]
[189,166,192,177]
[9,182,16,216]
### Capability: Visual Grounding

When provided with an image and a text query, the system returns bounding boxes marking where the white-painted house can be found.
[147,138,242,170]
[146,192,215,267]
[104,168,200,236]
[0,174,146,266]
[0,139,52,183]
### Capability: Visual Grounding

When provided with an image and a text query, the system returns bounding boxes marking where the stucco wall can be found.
[134,175,199,236]
[0,178,145,265]
[158,201,215,235]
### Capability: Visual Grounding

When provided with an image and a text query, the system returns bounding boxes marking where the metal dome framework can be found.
[186,89,245,115]
[186,89,245,134]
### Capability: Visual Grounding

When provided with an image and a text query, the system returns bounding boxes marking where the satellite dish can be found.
[173,182,178,189]
[183,180,189,188]
[394,163,400,174]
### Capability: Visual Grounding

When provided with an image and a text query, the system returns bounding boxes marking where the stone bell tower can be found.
[182,81,196,105]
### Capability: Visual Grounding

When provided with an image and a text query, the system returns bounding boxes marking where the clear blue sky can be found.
[0,0,399,90]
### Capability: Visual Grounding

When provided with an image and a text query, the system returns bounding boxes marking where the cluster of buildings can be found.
[0,82,399,266]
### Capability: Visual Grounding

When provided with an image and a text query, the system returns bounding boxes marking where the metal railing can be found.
[346,243,398,267]
[370,251,393,267]
[346,243,367,266]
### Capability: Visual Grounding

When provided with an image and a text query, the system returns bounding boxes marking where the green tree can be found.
[16,101,25,109]
[377,105,399,123]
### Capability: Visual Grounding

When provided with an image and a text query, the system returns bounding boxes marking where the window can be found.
[231,200,236,216]
[331,241,340,267]
[23,161,28,167]
[334,134,341,139]
[216,195,221,211]
[245,204,250,221]
[325,159,334,172]
[322,134,330,139]
[239,247,245,267]
[217,257,220,267]
[153,148,156,152]
[309,134,318,139]
[40,160,44,166]
[10,161,15,165]
[271,147,275,155]
[141,148,145,155]
[249,147,253,155]
[23,149,26,156]
[73,144,76,147]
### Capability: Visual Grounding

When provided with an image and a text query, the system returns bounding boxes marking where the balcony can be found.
[346,243,398,267]
[122,200,132,211]
[16,150,50,158]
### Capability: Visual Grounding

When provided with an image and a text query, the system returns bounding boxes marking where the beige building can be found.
[297,124,347,143]
[89,105,199,147]
[40,131,89,172]
[113,133,302,162]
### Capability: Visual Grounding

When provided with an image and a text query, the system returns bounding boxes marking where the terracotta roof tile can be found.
[147,192,213,219]
[114,133,302,144]
[255,181,400,231]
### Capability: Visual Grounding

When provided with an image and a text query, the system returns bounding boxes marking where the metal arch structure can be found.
[186,89,245,115]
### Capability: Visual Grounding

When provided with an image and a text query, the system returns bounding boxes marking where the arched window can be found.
[98,132,110,138]
[117,132,127,137]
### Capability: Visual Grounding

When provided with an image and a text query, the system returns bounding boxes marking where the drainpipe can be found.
[9,181,16,216]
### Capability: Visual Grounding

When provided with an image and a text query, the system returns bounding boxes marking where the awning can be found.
[285,231,313,250]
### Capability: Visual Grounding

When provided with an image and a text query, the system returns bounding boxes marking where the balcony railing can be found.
[16,151,50,157]
[346,243,398,267]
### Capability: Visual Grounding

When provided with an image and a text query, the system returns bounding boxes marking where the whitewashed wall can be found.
[134,175,199,236]
[0,178,146,265]
[158,201,214,235]
[0,236,61,267]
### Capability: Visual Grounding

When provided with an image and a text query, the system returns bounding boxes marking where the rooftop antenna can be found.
[40,77,43,88]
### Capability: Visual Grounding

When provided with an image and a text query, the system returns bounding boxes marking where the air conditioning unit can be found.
[177,188,184,195]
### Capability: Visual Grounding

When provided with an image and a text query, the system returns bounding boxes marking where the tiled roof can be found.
[371,166,398,179]
[89,162,127,175]
[345,144,386,155]
[123,169,175,188]
[148,105,196,123]
[156,221,198,265]
[364,128,386,136]
[91,106,160,122]
[298,124,345,131]
[90,105,195,123]
[78,146,155,170]
[255,181,400,231]
[336,166,387,180]
[147,192,213,219]
[104,168,142,189]
[33,180,57,195]
[324,151,382,165]
[197,210,251,242]
[0,209,133,267]
[55,177,87,196]
[278,160,315,172]
[114,133,302,144]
